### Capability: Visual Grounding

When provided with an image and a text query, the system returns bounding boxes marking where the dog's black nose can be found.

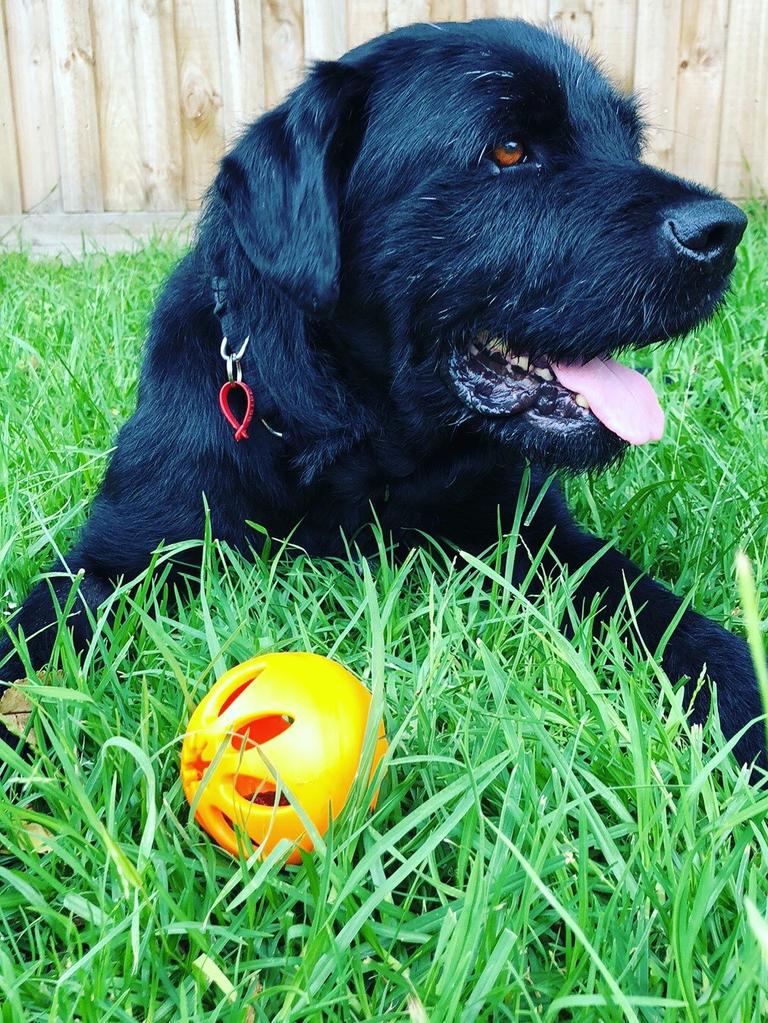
[663,199,747,266]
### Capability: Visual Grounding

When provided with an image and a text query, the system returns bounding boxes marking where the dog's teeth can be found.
[575,394,590,409]
[509,355,529,371]
[486,337,505,354]
[533,367,554,381]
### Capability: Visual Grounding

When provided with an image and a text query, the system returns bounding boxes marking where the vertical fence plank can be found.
[548,0,593,48]
[5,0,60,211]
[347,1,387,47]
[91,0,146,210]
[509,1,549,21]
[218,0,265,144]
[466,2,557,24]
[717,0,768,196]
[672,0,729,188]
[0,1,22,213]
[466,1,505,16]
[47,0,103,211]
[634,0,683,172]
[174,0,224,208]
[388,1,430,29]
[430,0,465,19]
[592,0,637,92]
[262,0,304,107]
[130,0,184,210]
[304,0,346,58]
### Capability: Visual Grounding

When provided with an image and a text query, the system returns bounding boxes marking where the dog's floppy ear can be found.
[215,61,368,317]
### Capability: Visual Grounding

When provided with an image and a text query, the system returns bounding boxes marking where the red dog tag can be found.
[218,380,254,442]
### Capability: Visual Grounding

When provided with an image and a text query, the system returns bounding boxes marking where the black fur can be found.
[1,19,764,771]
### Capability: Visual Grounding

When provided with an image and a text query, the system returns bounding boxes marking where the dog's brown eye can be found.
[492,141,526,167]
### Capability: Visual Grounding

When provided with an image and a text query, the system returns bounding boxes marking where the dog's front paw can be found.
[666,613,767,774]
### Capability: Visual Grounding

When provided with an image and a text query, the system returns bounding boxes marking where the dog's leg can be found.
[0,551,115,683]
[0,553,114,753]
[523,487,767,772]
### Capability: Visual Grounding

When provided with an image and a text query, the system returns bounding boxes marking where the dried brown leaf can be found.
[0,821,53,855]
[0,685,36,748]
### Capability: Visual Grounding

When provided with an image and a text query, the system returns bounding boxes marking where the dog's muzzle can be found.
[446,334,664,446]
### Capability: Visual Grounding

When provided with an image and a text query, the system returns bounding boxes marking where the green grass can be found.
[1,208,768,1022]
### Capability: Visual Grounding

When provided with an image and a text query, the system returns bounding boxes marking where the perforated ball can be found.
[180,652,387,863]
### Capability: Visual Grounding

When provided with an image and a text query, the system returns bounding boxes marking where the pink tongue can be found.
[550,358,665,445]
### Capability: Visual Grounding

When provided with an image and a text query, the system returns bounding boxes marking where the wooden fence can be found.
[0,1,766,250]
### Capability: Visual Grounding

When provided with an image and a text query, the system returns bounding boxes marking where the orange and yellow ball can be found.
[180,652,387,864]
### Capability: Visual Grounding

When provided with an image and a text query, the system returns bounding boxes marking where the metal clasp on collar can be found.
[220,334,250,383]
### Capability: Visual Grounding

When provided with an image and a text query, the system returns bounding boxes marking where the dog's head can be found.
[212,19,746,472]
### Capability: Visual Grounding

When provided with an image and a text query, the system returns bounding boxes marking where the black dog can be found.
[1,19,764,770]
